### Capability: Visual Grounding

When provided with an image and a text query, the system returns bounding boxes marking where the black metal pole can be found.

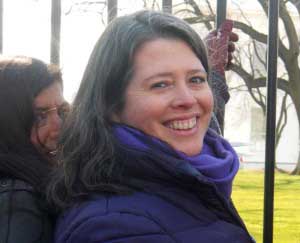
[107,0,117,23]
[216,0,227,28]
[216,0,227,134]
[162,0,172,14]
[263,0,279,243]
[51,0,61,65]
[0,0,3,53]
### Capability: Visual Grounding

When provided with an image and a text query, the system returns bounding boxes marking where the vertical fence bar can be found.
[162,0,172,14]
[107,0,117,23]
[216,0,227,28]
[0,0,3,53]
[263,0,279,243]
[51,0,61,65]
[215,0,227,134]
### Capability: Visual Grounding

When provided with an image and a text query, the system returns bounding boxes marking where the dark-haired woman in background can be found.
[0,56,69,243]
[49,10,253,243]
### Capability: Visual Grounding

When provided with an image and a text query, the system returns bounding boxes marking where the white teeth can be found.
[168,117,197,130]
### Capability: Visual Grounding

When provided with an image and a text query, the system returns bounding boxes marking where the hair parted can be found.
[0,56,62,192]
[47,10,210,210]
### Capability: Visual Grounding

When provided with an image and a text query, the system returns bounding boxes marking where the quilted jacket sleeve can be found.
[0,179,53,243]
[56,211,176,243]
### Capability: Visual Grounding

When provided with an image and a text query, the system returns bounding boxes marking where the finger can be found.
[229,32,239,42]
[226,55,233,70]
[228,42,235,53]
[216,20,233,45]
[228,52,233,62]
[219,20,233,34]
[225,63,232,70]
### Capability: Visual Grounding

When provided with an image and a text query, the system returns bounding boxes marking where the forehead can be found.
[34,81,64,108]
[132,38,205,75]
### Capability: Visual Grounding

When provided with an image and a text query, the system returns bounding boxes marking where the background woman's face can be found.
[30,81,69,155]
[114,38,213,156]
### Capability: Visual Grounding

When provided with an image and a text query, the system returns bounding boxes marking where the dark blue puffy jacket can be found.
[55,144,255,243]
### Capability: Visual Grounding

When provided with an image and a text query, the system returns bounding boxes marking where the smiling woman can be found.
[48,10,254,243]
[30,82,70,156]
[0,56,66,243]
[113,38,213,156]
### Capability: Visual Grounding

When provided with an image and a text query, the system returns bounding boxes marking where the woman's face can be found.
[30,81,69,155]
[114,38,213,156]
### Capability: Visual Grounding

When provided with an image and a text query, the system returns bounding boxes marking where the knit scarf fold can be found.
[113,124,239,199]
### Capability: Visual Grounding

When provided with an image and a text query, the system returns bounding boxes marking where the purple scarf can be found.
[113,125,239,199]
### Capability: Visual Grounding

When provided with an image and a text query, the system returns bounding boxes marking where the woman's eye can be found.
[150,81,169,89]
[36,113,47,121]
[35,112,48,127]
[190,76,206,84]
[58,107,70,120]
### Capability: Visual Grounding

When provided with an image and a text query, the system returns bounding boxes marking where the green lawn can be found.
[232,170,300,243]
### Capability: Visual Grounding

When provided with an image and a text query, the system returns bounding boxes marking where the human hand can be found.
[205,20,239,76]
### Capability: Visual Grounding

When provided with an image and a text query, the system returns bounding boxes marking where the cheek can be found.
[30,126,48,148]
[207,92,214,112]
[121,100,150,125]
[199,88,214,113]
[119,94,163,127]
[30,126,39,148]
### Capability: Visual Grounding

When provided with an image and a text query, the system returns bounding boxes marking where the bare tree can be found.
[64,0,107,25]
[179,0,300,174]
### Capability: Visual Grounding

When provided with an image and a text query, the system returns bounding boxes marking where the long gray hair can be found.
[47,10,210,209]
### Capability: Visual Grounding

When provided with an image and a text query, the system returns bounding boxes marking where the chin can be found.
[178,140,204,156]
[44,144,57,153]
[175,145,202,156]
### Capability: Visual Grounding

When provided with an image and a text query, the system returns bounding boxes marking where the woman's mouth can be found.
[166,117,197,130]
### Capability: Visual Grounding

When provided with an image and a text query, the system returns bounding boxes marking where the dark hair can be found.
[0,56,62,192]
[48,10,210,209]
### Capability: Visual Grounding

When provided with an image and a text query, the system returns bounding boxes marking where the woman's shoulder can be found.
[0,177,34,193]
[0,178,53,243]
[0,177,51,221]
[0,177,51,218]
[55,192,175,243]
[0,178,37,206]
[58,192,161,223]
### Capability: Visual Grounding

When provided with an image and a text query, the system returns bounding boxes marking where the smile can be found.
[166,117,197,130]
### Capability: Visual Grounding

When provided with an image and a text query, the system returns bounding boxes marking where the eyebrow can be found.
[34,101,69,112]
[143,69,207,83]
[143,72,173,83]
[187,69,207,76]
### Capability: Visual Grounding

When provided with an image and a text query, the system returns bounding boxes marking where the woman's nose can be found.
[49,112,62,132]
[171,84,197,109]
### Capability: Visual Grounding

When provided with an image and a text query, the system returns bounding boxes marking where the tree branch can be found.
[276,92,289,148]
[288,0,300,18]
[233,20,290,59]
[230,63,291,94]
[256,0,299,62]
[279,1,299,59]
[183,0,213,30]
[183,15,215,25]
